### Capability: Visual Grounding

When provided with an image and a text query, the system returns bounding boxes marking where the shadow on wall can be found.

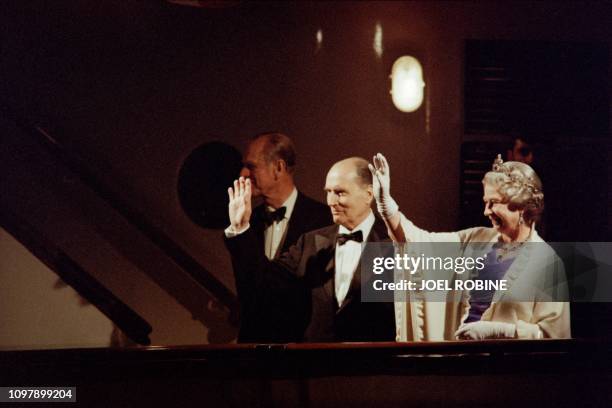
[177,141,243,343]
[178,142,243,229]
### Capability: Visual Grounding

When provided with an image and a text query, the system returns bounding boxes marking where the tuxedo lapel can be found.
[251,205,267,255]
[314,226,338,305]
[282,193,302,254]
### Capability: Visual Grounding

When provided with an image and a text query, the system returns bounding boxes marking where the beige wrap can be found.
[393,213,571,341]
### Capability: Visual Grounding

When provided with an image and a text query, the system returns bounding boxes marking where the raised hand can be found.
[228,177,252,231]
[368,153,398,219]
[368,153,391,204]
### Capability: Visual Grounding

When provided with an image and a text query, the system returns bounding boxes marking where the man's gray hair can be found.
[252,132,296,173]
[353,157,373,187]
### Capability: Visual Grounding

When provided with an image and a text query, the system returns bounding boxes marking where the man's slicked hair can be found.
[252,132,296,174]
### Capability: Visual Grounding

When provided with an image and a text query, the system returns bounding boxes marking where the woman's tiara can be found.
[491,154,540,194]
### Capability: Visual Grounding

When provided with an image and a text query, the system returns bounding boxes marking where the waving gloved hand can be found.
[368,153,399,220]
[455,321,516,340]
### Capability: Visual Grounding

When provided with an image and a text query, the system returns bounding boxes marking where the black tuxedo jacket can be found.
[226,214,396,343]
[231,192,331,343]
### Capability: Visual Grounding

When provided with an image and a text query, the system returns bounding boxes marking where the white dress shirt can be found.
[224,188,298,248]
[334,211,375,307]
[264,188,298,260]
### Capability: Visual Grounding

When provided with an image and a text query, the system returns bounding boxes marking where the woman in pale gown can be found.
[368,153,570,341]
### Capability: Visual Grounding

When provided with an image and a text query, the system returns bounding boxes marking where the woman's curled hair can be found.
[483,159,544,225]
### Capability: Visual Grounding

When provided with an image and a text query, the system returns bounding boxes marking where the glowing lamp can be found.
[390,56,425,112]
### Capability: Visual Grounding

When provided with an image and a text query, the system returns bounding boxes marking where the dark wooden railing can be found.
[1,340,611,407]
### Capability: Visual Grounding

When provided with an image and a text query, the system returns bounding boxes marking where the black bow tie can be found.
[262,206,286,225]
[336,230,363,245]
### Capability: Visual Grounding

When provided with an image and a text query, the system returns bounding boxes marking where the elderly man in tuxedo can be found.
[231,132,331,343]
[225,157,395,342]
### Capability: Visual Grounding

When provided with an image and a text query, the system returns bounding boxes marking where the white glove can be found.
[455,321,516,340]
[368,153,399,220]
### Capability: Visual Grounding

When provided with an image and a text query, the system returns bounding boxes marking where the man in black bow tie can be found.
[226,157,395,342]
[229,132,331,343]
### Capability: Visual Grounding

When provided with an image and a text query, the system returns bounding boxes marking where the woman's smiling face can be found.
[482,181,521,240]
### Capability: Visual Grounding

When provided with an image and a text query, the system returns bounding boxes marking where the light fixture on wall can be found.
[373,23,383,58]
[315,28,323,53]
[390,56,425,112]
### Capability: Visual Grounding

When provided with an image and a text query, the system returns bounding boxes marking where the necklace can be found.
[495,241,526,262]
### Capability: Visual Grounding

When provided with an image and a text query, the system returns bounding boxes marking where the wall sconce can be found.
[390,56,425,112]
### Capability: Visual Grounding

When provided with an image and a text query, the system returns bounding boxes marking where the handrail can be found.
[2,107,238,314]
[2,339,610,370]
[0,207,152,345]
[2,340,609,407]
